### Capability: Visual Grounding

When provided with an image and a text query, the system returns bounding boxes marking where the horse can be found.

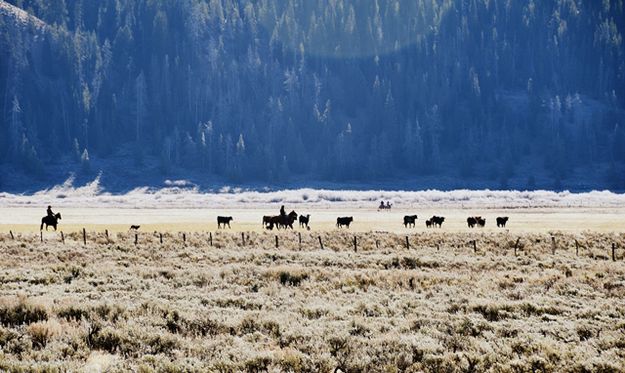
[267,211,298,229]
[41,213,62,231]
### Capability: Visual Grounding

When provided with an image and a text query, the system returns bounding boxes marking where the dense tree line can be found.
[1,0,624,189]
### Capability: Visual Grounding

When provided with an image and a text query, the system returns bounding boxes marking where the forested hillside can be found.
[1,0,624,191]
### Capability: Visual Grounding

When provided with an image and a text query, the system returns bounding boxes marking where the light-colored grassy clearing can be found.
[0,231,624,372]
[2,206,625,233]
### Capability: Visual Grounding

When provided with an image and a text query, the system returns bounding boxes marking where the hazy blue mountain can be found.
[1,0,624,192]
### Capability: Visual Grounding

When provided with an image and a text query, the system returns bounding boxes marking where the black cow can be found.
[467,217,477,228]
[130,225,140,230]
[217,216,233,229]
[431,216,445,228]
[476,217,486,227]
[425,219,432,228]
[336,217,353,228]
[403,215,418,228]
[299,214,310,228]
[496,217,509,228]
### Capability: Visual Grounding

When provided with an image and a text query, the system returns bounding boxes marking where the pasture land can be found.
[0,230,624,371]
[2,206,625,233]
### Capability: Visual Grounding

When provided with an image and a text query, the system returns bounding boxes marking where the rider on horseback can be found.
[47,205,54,218]
[279,205,286,226]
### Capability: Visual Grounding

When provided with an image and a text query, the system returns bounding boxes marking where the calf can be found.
[403,215,418,228]
[217,216,233,229]
[336,216,353,228]
[425,219,432,228]
[496,217,509,228]
[299,214,310,228]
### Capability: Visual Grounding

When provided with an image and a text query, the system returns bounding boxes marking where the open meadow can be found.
[1,227,624,372]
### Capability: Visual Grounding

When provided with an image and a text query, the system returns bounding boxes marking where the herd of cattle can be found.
[215,213,510,229]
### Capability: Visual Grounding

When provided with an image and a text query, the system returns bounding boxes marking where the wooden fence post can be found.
[40,231,43,243]
[405,236,410,250]
[551,236,556,255]
[318,236,324,250]
[275,235,279,248]
[514,237,520,256]
[159,233,163,244]
[473,240,477,254]
[105,229,109,240]
[375,239,379,249]
[241,232,245,246]
[61,231,65,244]
[134,233,138,246]
[83,228,86,245]
[353,236,357,252]
[612,243,616,262]
[298,232,302,250]
[183,233,186,244]
[9,230,14,240]
[575,240,579,256]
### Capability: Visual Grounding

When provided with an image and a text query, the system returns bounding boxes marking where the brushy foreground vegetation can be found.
[0,230,624,372]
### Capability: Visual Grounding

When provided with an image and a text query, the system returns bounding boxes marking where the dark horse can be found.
[41,213,62,231]
[267,211,298,229]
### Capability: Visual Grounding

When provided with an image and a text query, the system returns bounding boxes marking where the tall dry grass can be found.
[0,230,624,371]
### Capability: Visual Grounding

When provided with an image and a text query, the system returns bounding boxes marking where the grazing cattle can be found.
[468,216,485,228]
[217,216,233,229]
[431,216,445,228]
[336,217,353,228]
[40,213,62,231]
[130,225,140,230]
[425,219,432,228]
[299,214,310,228]
[467,217,477,228]
[262,216,273,229]
[496,217,509,228]
[403,215,418,228]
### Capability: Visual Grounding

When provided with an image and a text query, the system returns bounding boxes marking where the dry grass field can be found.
[1,230,624,372]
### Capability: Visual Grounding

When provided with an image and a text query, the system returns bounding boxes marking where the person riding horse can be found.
[41,205,62,231]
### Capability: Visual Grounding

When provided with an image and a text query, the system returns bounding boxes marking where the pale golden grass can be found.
[0,231,624,372]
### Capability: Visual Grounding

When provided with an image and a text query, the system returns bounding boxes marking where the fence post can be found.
[318,236,324,250]
[353,236,357,252]
[575,240,579,256]
[183,233,186,244]
[551,236,556,255]
[209,232,213,246]
[105,229,109,241]
[134,233,138,246]
[275,235,279,248]
[405,236,410,250]
[241,232,245,246]
[298,232,302,250]
[40,231,43,243]
[514,237,520,256]
[61,231,65,244]
[83,228,86,245]
[473,240,477,254]
[159,233,163,245]
[9,230,14,240]
[612,243,616,262]
[375,239,379,249]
